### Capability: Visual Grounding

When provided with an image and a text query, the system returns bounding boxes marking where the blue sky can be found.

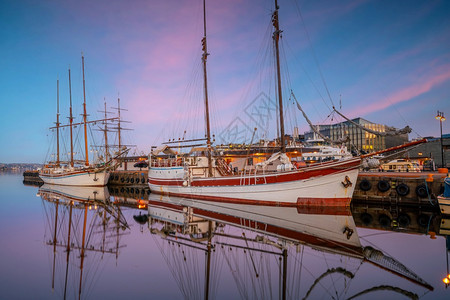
[1,0,449,163]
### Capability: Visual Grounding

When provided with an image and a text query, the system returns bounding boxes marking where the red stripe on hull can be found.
[296,205,352,215]
[151,190,350,207]
[297,197,351,207]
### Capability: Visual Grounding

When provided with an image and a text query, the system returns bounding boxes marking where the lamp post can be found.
[436,111,446,168]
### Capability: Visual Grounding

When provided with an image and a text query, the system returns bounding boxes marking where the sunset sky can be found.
[1,0,449,163]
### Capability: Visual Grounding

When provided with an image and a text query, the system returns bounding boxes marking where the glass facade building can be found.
[304,118,408,153]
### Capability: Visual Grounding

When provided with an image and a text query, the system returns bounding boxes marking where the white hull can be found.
[148,158,360,206]
[39,169,110,187]
[438,196,450,215]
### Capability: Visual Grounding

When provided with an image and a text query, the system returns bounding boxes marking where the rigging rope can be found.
[293,92,350,144]
[292,0,335,109]
[346,285,418,300]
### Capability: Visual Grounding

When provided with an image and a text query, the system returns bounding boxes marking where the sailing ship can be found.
[144,193,433,299]
[39,55,126,187]
[147,0,361,206]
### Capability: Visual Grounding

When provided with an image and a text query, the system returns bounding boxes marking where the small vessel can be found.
[148,0,361,206]
[381,159,421,172]
[301,136,352,164]
[39,55,125,187]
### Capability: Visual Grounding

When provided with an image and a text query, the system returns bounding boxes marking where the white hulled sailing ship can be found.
[39,55,125,186]
[148,0,360,206]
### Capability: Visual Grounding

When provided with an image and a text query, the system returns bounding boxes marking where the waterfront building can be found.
[304,118,409,153]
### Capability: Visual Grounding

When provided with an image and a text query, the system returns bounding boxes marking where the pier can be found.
[23,169,448,207]
[354,171,447,205]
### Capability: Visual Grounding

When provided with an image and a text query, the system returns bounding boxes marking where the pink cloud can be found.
[345,64,450,117]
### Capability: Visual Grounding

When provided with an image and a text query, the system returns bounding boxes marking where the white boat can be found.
[148,0,361,206]
[39,55,125,187]
[39,166,111,187]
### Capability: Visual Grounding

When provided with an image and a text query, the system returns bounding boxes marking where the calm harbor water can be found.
[1,172,449,299]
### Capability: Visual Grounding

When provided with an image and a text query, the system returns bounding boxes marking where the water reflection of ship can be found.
[143,194,433,299]
[38,184,129,299]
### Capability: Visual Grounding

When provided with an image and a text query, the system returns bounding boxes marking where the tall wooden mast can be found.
[68,68,74,167]
[117,97,122,151]
[82,54,89,166]
[273,0,286,153]
[56,79,60,166]
[202,0,213,177]
[103,100,109,161]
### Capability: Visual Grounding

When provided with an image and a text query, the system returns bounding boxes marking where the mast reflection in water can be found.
[39,184,129,299]
[144,193,433,299]
[4,174,443,299]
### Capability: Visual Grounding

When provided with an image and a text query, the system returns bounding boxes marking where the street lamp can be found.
[436,111,446,168]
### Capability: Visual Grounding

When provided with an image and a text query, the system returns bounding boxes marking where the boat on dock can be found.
[148,0,361,206]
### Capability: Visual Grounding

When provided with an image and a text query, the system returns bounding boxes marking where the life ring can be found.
[361,213,373,226]
[378,214,391,228]
[397,214,411,227]
[359,179,372,191]
[396,183,410,196]
[377,180,391,192]
[415,184,429,198]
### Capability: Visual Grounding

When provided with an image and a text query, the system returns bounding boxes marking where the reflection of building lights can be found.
[89,205,92,210]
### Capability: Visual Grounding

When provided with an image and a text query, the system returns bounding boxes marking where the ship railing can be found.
[239,167,266,185]
[150,157,185,168]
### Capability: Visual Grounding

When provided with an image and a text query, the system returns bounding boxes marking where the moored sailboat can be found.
[148,0,361,206]
[39,55,124,187]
